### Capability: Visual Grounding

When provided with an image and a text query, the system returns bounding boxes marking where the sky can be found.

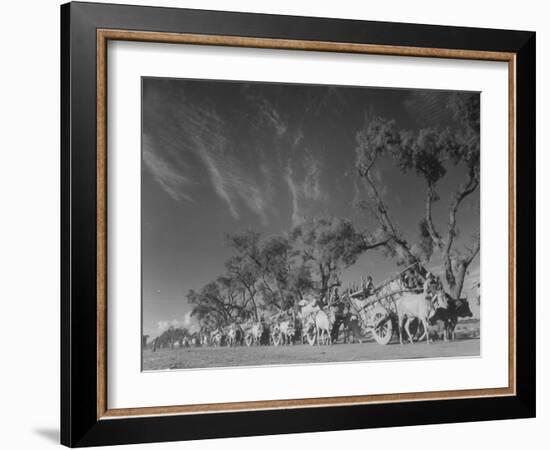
[141,77,480,337]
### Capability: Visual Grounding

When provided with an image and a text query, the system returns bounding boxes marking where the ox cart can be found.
[345,263,426,345]
[241,263,428,347]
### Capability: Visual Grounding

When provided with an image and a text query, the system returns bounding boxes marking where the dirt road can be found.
[142,338,480,370]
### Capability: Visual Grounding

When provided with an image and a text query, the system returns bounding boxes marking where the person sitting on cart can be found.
[423,272,436,300]
[403,268,419,291]
[412,269,424,291]
[363,275,375,298]
[403,269,417,289]
[424,273,444,311]
[434,275,444,292]
[433,276,447,307]
[331,287,341,304]
[317,294,325,308]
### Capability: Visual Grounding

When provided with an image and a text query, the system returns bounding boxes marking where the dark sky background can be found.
[142,77,480,337]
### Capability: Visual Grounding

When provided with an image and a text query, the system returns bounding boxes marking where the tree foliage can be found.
[290,216,377,299]
[354,93,480,298]
[188,216,387,327]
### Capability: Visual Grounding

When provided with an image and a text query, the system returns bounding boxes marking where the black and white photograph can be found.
[141,78,481,370]
[1,0,541,447]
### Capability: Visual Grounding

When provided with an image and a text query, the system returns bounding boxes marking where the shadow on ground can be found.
[34,428,59,444]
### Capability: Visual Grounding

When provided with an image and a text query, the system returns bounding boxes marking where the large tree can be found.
[290,216,386,300]
[355,93,480,299]
[224,253,261,320]
[225,230,308,312]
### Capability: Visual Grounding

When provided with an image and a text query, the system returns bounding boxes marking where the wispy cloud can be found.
[184,108,270,225]
[284,150,325,227]
[204,154,269,225]
[257,97,287,137]
[302,152,322,201]
[196,145,240,219]
[143,135,195,203]
[285,166,301,226]
[292,128,304,148]
[150,94,270,224]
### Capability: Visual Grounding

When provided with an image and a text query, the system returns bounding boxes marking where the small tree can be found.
[188,280,237,328]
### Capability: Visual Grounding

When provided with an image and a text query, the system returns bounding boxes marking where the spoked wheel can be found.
[371,307,393,345]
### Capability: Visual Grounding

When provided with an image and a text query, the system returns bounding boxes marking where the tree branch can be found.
[464,236,480,266]
[444,168,479,257]
[425,182,443,249]
[360,235,391,252]
[358,165,418,265]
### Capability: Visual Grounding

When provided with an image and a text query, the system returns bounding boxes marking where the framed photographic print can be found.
[61,1,535,447]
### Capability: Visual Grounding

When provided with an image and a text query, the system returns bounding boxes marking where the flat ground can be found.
[142,336,480,371]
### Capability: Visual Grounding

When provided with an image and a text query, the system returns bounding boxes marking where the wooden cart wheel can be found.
[372,307,393,345]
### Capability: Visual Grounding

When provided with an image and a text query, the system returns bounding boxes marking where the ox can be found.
[396,291,447,344]
[298,297,320,317]
[210,329,223,347]
[430,297,473,340]
[297,297,320,343]
[300,315,315,344]
[314,310,332,345]
[224,324,243,347]
[252,322,264,345]
[199,329,210,346]
[298,297,332,345]
[279,319,296,345]
[244,321,264,346]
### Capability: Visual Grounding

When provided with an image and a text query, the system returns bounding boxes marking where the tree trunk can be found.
[359,167,419,267]
[443,248,479,300]
[452,261,468,299]
[250,297,259,321]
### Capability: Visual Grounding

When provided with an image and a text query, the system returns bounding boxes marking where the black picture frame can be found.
[61,1,535,447]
